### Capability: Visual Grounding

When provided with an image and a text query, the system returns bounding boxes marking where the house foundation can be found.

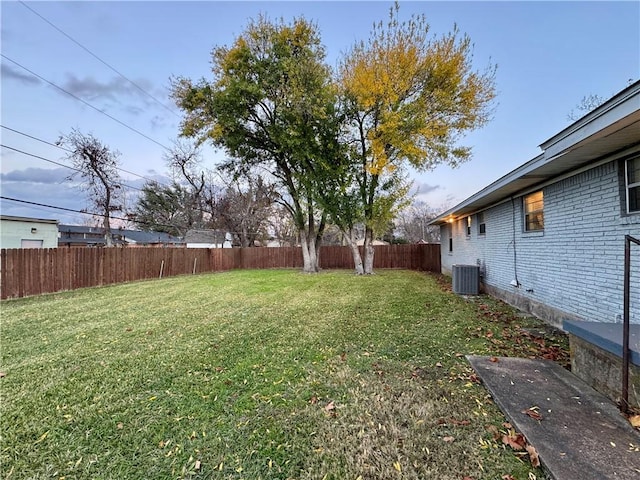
[564,320,640,409]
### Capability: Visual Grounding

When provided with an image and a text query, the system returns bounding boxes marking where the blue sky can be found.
[1,1,638,225]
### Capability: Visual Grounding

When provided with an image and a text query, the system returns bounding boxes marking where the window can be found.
[626,157,640,213]
[524,191,544,231]
[477,211,486,235]
[448,237,453,253]
[466,216,472,236]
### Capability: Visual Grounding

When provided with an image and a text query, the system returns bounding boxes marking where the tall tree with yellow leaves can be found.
[338,3,496,273]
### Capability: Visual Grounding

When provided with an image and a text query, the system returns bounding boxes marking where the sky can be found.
[1,0,639,226]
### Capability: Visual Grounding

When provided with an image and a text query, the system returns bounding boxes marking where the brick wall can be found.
[442,159,640,326]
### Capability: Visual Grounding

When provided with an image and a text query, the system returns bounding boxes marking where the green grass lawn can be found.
[0,269,567,479]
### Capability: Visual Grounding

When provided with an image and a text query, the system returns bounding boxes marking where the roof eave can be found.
[429,80,640,226]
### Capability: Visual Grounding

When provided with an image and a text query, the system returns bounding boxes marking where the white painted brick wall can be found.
[441,160,640,324]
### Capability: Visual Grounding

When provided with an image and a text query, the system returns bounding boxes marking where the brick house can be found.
[429,80,640,328]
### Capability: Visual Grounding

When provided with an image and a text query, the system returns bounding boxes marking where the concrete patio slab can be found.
[467,355,640,480]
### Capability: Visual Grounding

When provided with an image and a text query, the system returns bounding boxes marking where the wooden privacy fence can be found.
[0,243,440,299]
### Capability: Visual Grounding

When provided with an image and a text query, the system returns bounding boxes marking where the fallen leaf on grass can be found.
[309,395,318,405]
[526,444,540,467]
[502,432,526,450]
[629,415,640,428]
[443,436,455,442]
[34,431,49,444]
[485,425,500,440]
[195,460,201,470]
[393,461,402,472]
[463,477,475,480]
[116,422,123,429]
[435,362,443,368]
[438,417,470,427]
[0,372,5,378]
[502,475,516,480]
[324,401,336,415]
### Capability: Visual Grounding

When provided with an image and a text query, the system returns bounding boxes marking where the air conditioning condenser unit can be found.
[452,264,479,295]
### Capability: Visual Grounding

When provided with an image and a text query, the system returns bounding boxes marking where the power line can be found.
[1,144,145,193]
[0,54,172,152]
[0,195,178,230]
[1,138,272,232]
[2,195,267,238]
[1,144,83,173]
[1,124,166,186]
[18,0,181,119]
[0,124,72,154]
[1,195,96,216]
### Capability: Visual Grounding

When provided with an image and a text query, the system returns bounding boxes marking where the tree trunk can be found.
[342,228,364,275]
[300,230,320,273]
[103,215,113,247]
[363,226,375,274]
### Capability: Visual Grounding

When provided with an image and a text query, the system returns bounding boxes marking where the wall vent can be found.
[452,264,479,295]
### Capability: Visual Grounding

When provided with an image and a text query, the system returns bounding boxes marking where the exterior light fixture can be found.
[31,227,38,233]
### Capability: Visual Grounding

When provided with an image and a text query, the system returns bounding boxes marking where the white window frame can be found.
[477,211,486,235]
[626,157,640,214]
[523,191,544,232]
[466,216,472,236]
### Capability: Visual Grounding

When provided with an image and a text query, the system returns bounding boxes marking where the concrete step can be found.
[467,355,640,480]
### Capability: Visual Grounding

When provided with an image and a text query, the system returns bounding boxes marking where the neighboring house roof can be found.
[184,229,228,244]
[58,224,183,246]
[430,80,640,225]
[1,215,58,225]
[119,230,183,245]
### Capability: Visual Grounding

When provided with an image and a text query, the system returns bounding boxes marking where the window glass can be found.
[524,191,544,231]
[466,216,471,236]
[627,158,640,213]
[628,158,640,185]
[477,212,486,235]
[629,186,640,212]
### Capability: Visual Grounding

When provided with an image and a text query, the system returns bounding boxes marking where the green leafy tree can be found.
[132,181,196,236]
[338,3,497,273]
[171,16,336,272]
